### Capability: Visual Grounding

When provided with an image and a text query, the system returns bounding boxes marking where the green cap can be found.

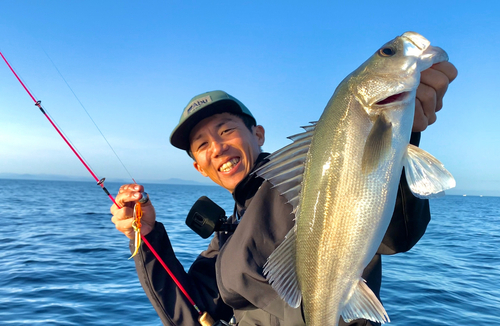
[170,90,256,150]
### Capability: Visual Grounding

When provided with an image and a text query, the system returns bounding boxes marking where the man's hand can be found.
[413,61,458,132]
[111,184,156,239]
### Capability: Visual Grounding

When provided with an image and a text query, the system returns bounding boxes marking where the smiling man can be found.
[188,112,265,193]
[111,61,457,326]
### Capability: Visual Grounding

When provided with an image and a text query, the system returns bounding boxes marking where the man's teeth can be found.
[219,158,240,172]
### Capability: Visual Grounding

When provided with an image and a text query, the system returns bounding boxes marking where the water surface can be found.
[0,179,498,325]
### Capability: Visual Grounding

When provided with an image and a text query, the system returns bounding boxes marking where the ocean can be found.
[0,179,498,325]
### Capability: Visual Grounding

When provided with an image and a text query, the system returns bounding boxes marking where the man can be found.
[111,62,457,325]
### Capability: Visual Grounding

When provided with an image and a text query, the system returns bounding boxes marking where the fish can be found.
[255,31,456,325]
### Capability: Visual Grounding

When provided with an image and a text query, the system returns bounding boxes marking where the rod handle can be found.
[198,311,216,326]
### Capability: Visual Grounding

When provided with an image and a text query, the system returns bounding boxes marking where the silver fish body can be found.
[257,32,455,325]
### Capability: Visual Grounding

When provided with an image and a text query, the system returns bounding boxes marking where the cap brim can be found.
[170,99,248,151]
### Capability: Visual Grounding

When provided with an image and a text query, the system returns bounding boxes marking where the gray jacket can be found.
[133,134,430,326]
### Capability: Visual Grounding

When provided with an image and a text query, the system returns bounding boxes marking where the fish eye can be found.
[378,47,396,57]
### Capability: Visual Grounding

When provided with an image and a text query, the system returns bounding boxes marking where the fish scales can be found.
[297,82,399,324]
[258,31,455,326]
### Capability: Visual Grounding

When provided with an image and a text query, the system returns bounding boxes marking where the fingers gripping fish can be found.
[256,32,455,325]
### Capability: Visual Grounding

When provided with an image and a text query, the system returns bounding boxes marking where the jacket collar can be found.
[232,152,270,207]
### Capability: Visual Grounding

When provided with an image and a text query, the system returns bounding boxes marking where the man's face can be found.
[189,112,265,193]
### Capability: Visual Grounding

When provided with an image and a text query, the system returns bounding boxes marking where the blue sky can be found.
[0,1,498,196]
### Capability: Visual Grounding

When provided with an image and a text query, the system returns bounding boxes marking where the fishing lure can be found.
[130,192,149,258]
[130,203,142,258]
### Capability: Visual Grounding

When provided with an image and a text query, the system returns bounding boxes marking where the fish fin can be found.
[361,113,392,174]
[263,228,302,308]
[404,144,456,199]
[254,123,316,213]
[341,279,390,324]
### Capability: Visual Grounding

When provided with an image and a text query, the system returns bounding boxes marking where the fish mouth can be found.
[375,91,411,106]
[402,32,430,51]
[401,31,448,68]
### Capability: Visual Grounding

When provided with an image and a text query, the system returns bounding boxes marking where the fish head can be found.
[349,31,448,116]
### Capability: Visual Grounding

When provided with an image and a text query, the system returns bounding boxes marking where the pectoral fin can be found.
[362,113,393,174]
[403,144,456,198]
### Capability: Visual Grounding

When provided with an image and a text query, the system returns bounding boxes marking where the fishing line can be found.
[40,47,137,183]
[0,50,212,324]
[1,55,100,185]
[0,50,117,205]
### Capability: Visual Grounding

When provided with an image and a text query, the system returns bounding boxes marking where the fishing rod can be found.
[0,51,118,206]
[0,51,221,326]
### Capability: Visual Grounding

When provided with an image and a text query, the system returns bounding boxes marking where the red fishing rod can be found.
[0,51,219,326]
[0,51,118,206]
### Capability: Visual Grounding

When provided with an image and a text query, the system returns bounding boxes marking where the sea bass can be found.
[256,32,455,325]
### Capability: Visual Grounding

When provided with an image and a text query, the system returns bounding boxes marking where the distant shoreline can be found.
[0,173,215,187]
[1,174,497,197]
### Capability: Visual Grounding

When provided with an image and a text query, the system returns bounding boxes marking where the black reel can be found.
[185,196,237,239]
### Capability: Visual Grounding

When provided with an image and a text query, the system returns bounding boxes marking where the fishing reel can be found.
[185,196,237,239]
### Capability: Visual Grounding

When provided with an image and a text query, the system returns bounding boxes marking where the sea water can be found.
[0,179,498,325]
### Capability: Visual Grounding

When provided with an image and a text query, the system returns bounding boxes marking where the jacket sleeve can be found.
[131,221,234,325]
[377,132,431,255]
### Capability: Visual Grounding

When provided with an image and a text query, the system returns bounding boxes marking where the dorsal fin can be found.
[263,227,302,308]
[254,122,316,214]
[256,123,316,307]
